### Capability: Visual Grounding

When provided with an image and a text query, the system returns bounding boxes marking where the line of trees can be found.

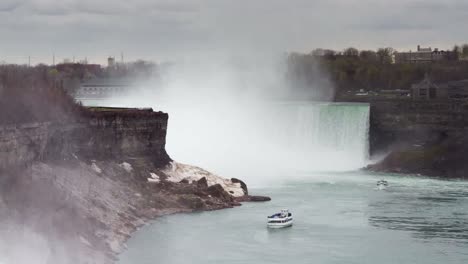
[287,45,468,95]
[453,44,468,59]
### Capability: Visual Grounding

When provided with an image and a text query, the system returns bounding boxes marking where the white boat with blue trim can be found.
[267,209,293,228]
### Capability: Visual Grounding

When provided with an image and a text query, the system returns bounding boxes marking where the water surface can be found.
[119,171,468,264]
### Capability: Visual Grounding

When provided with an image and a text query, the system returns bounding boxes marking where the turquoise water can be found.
[83,98,467,263]
[118,171,468,264]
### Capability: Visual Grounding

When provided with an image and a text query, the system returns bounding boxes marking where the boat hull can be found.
[377,184,387,190]
[267,210,293,228]
[267,216,293,228]
[267,221,293,228]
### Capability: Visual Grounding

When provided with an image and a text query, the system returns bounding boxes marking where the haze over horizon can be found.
[1,0,468,64]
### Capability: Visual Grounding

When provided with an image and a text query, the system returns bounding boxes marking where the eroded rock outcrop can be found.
[0,107,171,170]
[367,135,468,179]
[160,162,247,197]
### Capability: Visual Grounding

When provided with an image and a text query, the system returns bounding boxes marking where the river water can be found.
[80,98,468,263]
[118,171,468,264]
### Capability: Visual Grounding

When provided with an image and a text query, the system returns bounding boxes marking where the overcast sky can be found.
[1,0,467,64]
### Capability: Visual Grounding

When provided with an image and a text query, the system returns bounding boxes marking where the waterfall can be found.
[160,102,370,180]
[265,102,370,171]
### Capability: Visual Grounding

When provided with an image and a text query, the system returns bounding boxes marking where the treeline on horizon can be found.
[0,59,161,125]
[3,44,468,124]
[287,44,468,94]
[0,64,84,125]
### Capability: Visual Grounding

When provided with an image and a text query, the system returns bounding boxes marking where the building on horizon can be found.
[108,57,116,68]
[74,77,136,99]
[56,63,101,75]
[411,76,468,100]
[395,45,458,64]
[411,75,441,99]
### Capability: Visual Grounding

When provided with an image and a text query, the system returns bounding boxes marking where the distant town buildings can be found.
[411,75,440,100]
[48,54,159,100]
[395,45,457,64]
[439,80,468,100]
[56,63,101,76]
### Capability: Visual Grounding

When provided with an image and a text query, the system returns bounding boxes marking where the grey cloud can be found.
[353,18,434,31]
[144,2,200,13]
[0,0,24,12]
[1,0,468,64]
[20,0,200,16]
[351,0,468,32]
[405,0,468,11]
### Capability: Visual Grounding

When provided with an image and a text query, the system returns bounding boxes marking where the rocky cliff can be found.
[0,107,268,264]
[0,107,170,169]
[366,99,468,178]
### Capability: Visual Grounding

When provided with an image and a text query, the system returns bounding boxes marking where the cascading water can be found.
[151,101,371,184]
[265,102,370,171]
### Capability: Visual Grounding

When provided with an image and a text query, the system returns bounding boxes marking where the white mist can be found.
[96,54,369,186]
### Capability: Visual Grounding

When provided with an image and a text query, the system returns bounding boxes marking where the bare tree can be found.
[376,47,394,64]
[462,44,468,58]
[343,47,359,57]
[359,50,378,62]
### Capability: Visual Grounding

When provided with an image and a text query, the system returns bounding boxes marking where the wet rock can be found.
[231,201,242,207]
[197,177,208,189]
[177,196,205,210]
[235,195,272,202]
[367,138,468,179]
[249,195,271,202]
[207,184,233,202]
[231,178,248,195]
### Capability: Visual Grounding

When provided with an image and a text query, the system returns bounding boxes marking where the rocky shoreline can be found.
[0,159,270,264]
[366,134,468,179]
[0,108,270,264]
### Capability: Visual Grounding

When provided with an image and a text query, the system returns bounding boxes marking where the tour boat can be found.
[267,209,293,228]
[376,180,388,190]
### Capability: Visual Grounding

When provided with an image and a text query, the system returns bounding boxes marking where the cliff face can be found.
[367,99,468,178]
[0,108,258,264]
[0,108,171,170]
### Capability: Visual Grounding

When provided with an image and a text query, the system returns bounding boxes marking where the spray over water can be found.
[95,54,370,185]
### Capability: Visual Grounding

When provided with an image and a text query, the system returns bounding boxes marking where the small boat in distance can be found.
[376,180,388,190]
[267,209,293,228]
